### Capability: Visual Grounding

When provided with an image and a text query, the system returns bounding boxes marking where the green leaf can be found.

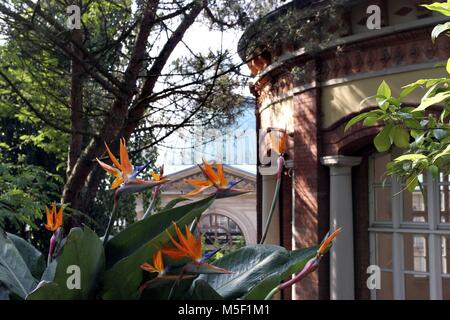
[394,154,427,162]
[393,127,410,149]
[406,176,419,192]
[162,197,191,211]
[377,81,391,99]
[187,279,224,300]
[422,2,450,16]
[433,128,448,140]
[431,22,450,43]
[105,195,215,268]
[6,233,45,280]
[0,231,37,299]
[26,226,104,300]
[199,245,316,300]
[363,116,379,126]
[241,274,280,300]
[447,58,450,74]
[404,119,423,130]
[345,112,370,131]
[101,196,215,300]
[414,91,450,112]
[374,124,393,152]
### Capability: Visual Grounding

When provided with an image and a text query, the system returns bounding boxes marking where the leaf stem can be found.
[103,203,118,246]
[259,177,281,244]
[264,286,279,300]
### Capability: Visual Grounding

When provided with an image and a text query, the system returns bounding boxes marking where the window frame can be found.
[369,153,450,300]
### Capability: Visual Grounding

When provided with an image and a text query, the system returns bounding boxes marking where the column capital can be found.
[320,155,362,168]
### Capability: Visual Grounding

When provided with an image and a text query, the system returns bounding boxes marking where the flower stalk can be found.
[264,228,342,300]
[259,132,287,244]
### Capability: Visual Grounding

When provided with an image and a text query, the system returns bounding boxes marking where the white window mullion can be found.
[392,176,405,299]
[369,231,377,300]
[428,172,442,299]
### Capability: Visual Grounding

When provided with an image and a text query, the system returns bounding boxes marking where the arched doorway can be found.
[198,213,246,254]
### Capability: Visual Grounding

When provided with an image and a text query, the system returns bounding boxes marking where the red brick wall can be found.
[292,87,323,299]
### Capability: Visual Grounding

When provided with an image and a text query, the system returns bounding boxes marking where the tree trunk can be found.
[67,28,84,178]
[62,0,160,210]
[73,2,205,212]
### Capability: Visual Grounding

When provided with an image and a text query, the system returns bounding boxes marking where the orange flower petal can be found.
[120,138,133,175]
[216,162,227,187]
[202,159,219,184]
[151,172,161,181]
[104,142,123,172]
[56,205,63,229]
[161,246,187,260]
[186,185,211,196]
[140,262,158,273]
[166,229,190,256]
[153,250,164,272]
[111,177,124,189]
[185,179,213,187]
[318,228,342,255]
[96,158,121,177]
[174,223,192,255]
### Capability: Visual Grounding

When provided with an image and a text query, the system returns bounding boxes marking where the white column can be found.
[321,155,361,300]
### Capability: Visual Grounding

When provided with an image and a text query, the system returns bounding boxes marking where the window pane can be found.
[376,233,392,269]
[403,175,427,223]
[374,153,391,184]
[405,274,430,300]
[404,234,428,272]
[443,278,450,300]
[376,271,393,300]
[443,236,450,275]
[374,187,392,222]
[440,184,450,224]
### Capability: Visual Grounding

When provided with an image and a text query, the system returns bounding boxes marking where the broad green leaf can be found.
[394,154,427,162]
[241,274,280,300]
[377,81,391,99]
[406,176,419,192]
[162,197,191,211]
[187,279,224,300]
[374,124,393,152]
[139,277,196,300]
[0,231,37,299]
[0,285,9,300]
[105,195,215,268]
[422,2,450,16]
[101,196,215,300]
[26,226,104,300]
[414,91,450,112]
[199,245,316,300]
[433,144,450,163]
[242,248,317,300]
[393,127,410,149]
[7,233,45,279]
[404,119,423,130]
[433,128,448,140]
[363,116,379,127]
[345,112,370,131]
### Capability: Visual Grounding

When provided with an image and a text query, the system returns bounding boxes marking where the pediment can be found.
[163,165,256,195]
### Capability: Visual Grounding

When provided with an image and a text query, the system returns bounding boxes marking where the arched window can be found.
[198,214,246,251]
[369,153,450,300]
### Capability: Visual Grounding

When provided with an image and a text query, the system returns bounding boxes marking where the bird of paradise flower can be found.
[96,138,168,245]
[184,159,251,198]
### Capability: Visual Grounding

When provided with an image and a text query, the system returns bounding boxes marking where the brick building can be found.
[238,0,450,299]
